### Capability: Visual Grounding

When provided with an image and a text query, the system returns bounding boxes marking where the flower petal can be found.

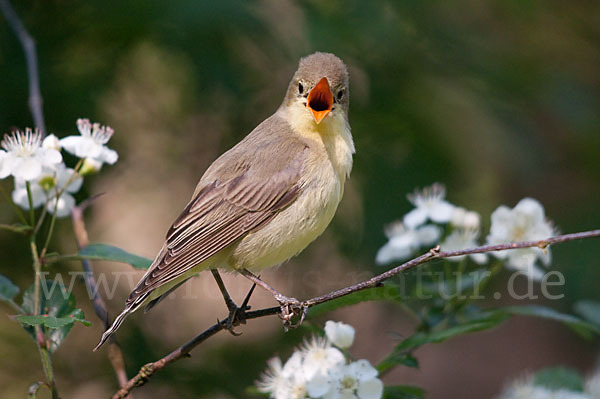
[0,151,9,179]
[470,252,488,265]
[47,192,75,218]
[306,373,332,398]
[357,378,383,399]
[42,134,61,151]
[39,148,62,166]
[487,205,512,243]
[98,147,118,164]
[515,198,545,224]
[403,208,427,229]
[14,156,43,181]
[12,182,45,209]
[349,360,378,381]
[429,200,455,223]
[59,136,84,156]
[282,352,303,377]
[375,233,416,264]
[56,166,83,193]
[416,224,442,246]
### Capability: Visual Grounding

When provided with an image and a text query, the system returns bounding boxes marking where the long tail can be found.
[94,307,132,351]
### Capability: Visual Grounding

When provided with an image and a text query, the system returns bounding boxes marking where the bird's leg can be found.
[239,269,307,329]
[211,269,253,335]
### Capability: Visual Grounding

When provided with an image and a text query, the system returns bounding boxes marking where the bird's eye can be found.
[298,82,304,94]
[337,89,344,101]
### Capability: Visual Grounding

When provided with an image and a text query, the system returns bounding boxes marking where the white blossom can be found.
[487,198,555,281]
[258,352,311,399]
[12,164,83,218]
[0,128,62,181]
[585,368,600,397]
[258,356,303,399]
[497,377,589,399]
[376,222,441,264]
[325,321,355,349]
[403,183,455,229]
[325,360,383,399]
[302,336,345,381]
[60,119,118,165]
[451,207,481,230]
[440,228,487,264]
[257,321,382,399]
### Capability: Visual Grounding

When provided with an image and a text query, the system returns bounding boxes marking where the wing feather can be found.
[126,131,308,307]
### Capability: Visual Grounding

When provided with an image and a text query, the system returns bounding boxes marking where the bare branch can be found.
[113,229,600,398]
[0,0,46,133]
[71,205,131,397]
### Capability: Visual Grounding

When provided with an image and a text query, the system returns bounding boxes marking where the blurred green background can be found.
[1,1,599,398]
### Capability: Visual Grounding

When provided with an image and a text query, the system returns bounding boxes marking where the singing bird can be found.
[95,52,354,350]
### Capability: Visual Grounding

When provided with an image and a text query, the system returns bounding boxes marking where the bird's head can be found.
[282,52,349,126]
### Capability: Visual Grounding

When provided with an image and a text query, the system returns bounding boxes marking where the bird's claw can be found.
[220,284,255,336]
[221,302,251,336]
[275,295,308,330]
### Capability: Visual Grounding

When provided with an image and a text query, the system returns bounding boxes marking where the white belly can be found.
[227,159,342,272]
[226,109,354,272]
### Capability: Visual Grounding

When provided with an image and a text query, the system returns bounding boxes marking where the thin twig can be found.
[71,204,131,397]
[0,0,46,133]
[112,229,600,398]
[30,237,59,398]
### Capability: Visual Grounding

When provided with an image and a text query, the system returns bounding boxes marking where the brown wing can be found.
[126,128,308,308]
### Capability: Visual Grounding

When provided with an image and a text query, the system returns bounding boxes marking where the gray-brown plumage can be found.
[95,52,354,350]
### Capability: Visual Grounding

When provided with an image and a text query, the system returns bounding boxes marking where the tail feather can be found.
[94,308,132,351]
[143,279,188,313]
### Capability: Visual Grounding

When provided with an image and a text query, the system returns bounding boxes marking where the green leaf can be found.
[379,313,507,373]
[20,279,90,352]
[0,274,19,302]
[399,316,507,353]
[496,305,600,338]
[17,315,47,326]
[383,385,425,399]
[78,243,153,269]
[17,310,91,329]
[533,367,584,392]
[309,285,402,318]
[377,353,418,373]
[574,300,600,328]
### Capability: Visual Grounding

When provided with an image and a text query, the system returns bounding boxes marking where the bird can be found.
[95,52,354,350]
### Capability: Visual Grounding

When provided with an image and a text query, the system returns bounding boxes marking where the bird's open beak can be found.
[307,77,333,124]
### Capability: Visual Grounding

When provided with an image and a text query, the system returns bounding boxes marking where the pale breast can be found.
[227,119,353,272]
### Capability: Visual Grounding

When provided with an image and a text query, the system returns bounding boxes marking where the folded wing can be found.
[126,129,308,309]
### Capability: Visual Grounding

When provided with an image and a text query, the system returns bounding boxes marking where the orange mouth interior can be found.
[307,77,333,124]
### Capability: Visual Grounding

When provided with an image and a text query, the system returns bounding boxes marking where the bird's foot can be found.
[221,283,256,336]
[275,294,308,330]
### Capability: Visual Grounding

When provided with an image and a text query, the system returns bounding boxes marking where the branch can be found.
[0,0,46,133]
[71,203,131,397]
[112,229,600,398]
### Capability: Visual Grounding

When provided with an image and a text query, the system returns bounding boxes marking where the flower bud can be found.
[79,157,102,176]
[325,320,355,349]
[42,134,61,151]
